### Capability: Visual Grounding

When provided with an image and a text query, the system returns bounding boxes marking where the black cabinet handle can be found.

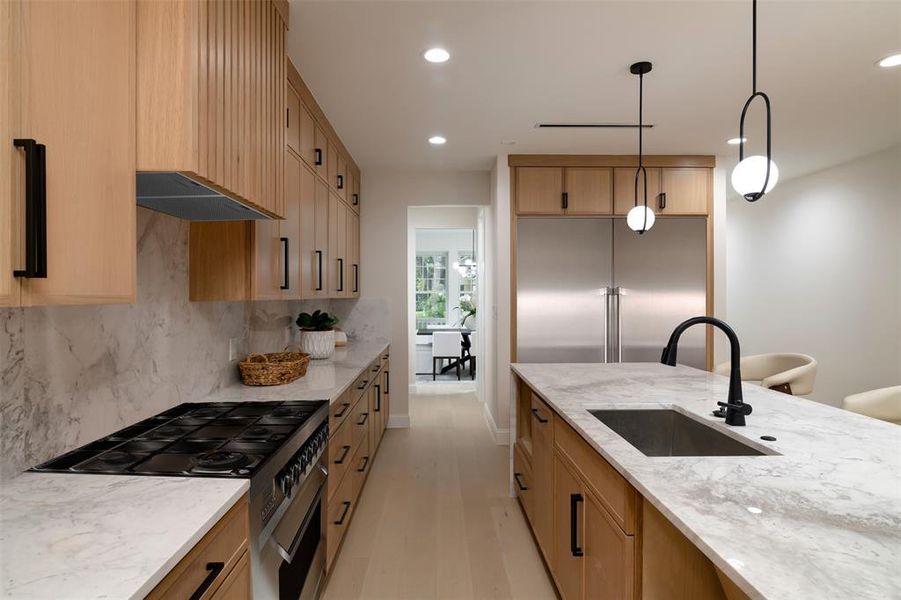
[658,192,666,210]
[333,402,350,418]
[530,408,548,424]
[286,107,290,129]
[352,193,359,206]
[570,493,584,557]
[315,250,323,291]
[279,237,289,290]
[353,264,358,293]
[333,501,351,525]
[357,379,368,390]
[562,191,568,210]
[337,174,344,189]
[315,148,322,166]
[374,384,381,412]
[357,412,369,426]
[13,139,47,278]
[337,258,344,292]
[384,370,390,395]
[334,444,351,465]
[189,562,225,600]
[514,473,528,491]
[356,456,370,472]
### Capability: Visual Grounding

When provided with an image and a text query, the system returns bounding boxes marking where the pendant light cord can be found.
[752,0,757,94]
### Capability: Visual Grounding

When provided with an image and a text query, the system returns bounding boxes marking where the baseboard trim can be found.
[387,414,411,429]
[481,402,510,445]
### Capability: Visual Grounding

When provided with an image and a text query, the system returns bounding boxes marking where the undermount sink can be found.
[589,409,771,457]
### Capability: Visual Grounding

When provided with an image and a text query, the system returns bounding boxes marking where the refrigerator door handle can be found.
[614,287,626,363]
[601,287,610,363]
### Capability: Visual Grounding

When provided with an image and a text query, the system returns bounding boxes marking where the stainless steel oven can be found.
[255,452,327,599]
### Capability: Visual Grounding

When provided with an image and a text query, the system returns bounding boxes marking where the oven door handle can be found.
[274,484,324,563]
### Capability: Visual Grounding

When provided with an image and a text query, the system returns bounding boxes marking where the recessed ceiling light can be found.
[877,53,901,68]
[428,135,447,145]
[727,137,748,145]
[501,140,517,145]
[423,48,450,63]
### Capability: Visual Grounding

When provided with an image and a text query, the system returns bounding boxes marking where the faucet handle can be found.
[717,401,753,416]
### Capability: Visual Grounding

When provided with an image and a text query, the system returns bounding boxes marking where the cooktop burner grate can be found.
[31,400,327,478]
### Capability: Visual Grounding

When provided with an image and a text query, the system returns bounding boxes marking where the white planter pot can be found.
[301,330,335,359]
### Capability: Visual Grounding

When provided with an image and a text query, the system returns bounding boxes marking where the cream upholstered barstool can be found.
[714,353,817,395]
[842,386,901,425]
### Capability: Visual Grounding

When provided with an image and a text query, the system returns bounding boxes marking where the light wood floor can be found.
[322,386,557,600]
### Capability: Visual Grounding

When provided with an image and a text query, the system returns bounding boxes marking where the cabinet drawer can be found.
[513,442,533,524]
[350,434,371,500]
[329,388,354,434]
[326,455,356,569]
[327,419,354,502]
[350,393,369,451]
[554,417,638,534]
[351,371,371,405]
[147,497,249,600]
[210,550,251,600]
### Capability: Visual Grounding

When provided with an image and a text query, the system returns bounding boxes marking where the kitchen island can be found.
[511,362,901,600]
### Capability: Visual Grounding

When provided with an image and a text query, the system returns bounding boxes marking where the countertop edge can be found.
[130,481,250,600]
[509,363,766,600]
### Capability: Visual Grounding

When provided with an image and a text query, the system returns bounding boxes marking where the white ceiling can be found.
[287,1,901,179]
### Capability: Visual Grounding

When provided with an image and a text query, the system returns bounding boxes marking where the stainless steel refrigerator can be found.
[516,218,708,368]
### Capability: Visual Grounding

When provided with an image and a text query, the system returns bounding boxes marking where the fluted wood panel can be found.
[138,0,286,218]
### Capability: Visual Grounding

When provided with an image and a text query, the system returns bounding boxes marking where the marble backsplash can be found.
[0,208,387,482]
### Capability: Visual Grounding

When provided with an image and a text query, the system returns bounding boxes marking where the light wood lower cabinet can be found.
[148,496,250,600]
[325,348,389,573]
[530,393,555,560]
[515,377,750,600]
[3,0,136,307]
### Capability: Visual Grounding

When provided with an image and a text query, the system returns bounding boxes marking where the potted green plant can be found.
[296,310,339,359]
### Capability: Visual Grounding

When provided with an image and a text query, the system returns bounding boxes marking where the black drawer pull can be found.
[337,258,344,292]
[315,148,322,166]
[315,250,323,291]
[374,384,381,412]
[13,139,47,279]
[333,402,350,418]
[337,174,344,189]
[353,264,358,293]
[333,501,351,525]
[658,192,667,209]
[357,412,369,426]
[189,562,225,600]
[384,370,390,394]
[334,445,351,465]
[570,493,584,557]
[357,380,368,390]
[279,237,289,290]
[514,472,528,491]
[352,193,359,206]
[357,456,370,472]
[530,408,549,424]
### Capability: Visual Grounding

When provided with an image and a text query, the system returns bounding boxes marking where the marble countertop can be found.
[208,338,390,404]
[0,473,248,599]
[0,340,389,599]
[511,362,901,600]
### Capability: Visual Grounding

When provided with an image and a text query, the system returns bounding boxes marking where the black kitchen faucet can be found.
[660,316,753,426]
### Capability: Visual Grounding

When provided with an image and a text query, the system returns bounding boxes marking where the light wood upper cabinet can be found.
[336,153,348,200]
[314,125,329,179]
[350,167,361,213]
[564,168,613,215]
[3,0,136,307]
[614,167,661,215]
[516,167,564,215]
[298,101,317,167]
[659,168,710,214]
[347,210,360,297]
[286,82,301,154]
[328,193,348,297]
[300,163,328,299]
[137,0,287,218]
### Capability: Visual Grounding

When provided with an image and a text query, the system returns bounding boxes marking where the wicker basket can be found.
[238,346,311,386]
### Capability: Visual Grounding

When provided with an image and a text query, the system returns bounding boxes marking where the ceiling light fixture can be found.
[877,53,901,68]
[732,0,779,202]
[626,61,655,234]
[727,137,748,145]
[428,135,447,145]
[423,48,450,63]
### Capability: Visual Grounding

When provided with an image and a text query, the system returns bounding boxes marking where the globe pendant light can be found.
[627,61,655,234]
[732,0,779,201]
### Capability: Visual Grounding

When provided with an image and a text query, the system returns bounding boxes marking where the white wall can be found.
[360,171,490,427]
[726,145,901,406]
[491,156,512,443]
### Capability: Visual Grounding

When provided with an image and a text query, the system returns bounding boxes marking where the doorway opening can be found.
[407,206,489,403]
